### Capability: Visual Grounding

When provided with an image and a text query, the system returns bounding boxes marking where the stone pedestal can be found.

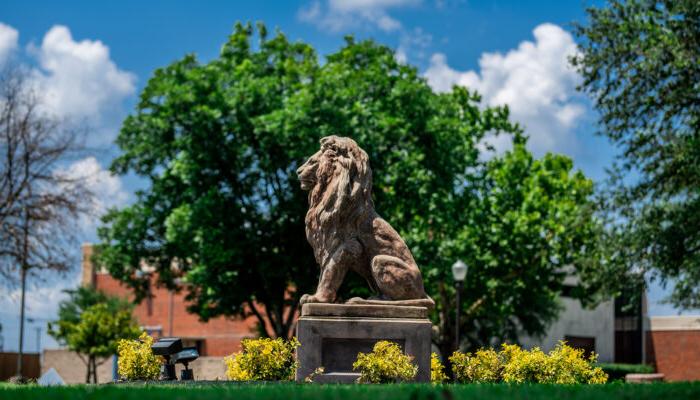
[295,303,432,383]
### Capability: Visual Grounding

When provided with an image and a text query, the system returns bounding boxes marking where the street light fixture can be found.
[452,260,468,352]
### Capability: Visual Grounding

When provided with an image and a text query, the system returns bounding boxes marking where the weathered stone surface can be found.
[295,309,432,383]
[296,136,434,309]
[295,137,434,383]
[301,303,428,319]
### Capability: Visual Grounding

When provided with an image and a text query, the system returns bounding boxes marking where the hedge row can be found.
[2,382,700,400]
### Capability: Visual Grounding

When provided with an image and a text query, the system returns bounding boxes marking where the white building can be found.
[519,274,643,364]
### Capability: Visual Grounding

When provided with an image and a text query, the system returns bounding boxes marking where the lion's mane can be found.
[305,136,374,267]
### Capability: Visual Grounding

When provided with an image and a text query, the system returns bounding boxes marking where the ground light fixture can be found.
[451,260,468,352]
[173,347,199,380]
[151,337,200,381]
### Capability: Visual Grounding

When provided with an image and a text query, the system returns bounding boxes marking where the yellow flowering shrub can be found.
[500,344,552,383]
[304,366,325,383]
[224,337,299,381]
[117,332,161,381]
[547,341,608,384]
[450,342,608,384]
[450,348,502,383]
[430,352,448,383]
[353,341,417,383]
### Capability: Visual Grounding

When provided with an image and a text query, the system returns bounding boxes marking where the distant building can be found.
[519,274,617,363]
[43,244,700,382]
[42,243,259,382]
[521,274,700,381]
[646,316,700,381]
[80,243,258,357]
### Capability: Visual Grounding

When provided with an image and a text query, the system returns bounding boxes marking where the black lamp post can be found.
[451,260,468,352]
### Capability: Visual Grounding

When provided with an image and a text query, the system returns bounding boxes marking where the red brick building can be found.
[647,316,700,381]
[81,244,258,357]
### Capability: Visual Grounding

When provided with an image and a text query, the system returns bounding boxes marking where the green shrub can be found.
[224,337,299,381]
[430,353,448,383]
[597,363,655,381]
[450,341,608,384]
[116,332,161,381]
[353,341,418,383]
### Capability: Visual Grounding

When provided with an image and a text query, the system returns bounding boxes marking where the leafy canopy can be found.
[573,0,700,308]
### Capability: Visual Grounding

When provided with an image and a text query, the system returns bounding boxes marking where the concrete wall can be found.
[520,297,615,362]
[42,349,227,383]
[647,316,700,381]
[42,350,113,384]
[175,356,227,381]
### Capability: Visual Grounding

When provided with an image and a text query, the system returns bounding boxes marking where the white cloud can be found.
[425,23,587,156]
[1,22,133,227]
[396,27,432,64]
[30,25,136,124]
[1,276,76,320]
[0,22,18,64]
[299,0,420,32]
[0,272,80,351]
[54,156,129,231]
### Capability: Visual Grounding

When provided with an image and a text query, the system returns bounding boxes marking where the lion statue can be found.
[297,135,434,309]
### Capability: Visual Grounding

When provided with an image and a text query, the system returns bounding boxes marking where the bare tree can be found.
[0,67,94,378]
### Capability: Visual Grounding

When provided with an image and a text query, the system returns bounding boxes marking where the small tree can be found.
[49,287,140,383]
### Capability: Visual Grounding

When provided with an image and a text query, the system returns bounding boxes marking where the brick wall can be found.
[94,273,257,356]
[82,243,260,357]
[647,316,700,381]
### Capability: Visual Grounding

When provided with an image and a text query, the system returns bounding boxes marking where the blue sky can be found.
[0,0,693,352]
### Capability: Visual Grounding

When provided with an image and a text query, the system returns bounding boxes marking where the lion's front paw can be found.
[300,293,332,305]
[299,294,313,305]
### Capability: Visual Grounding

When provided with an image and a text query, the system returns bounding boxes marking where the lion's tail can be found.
[346,295,435,311]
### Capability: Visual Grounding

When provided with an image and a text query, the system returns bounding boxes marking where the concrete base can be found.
[626,373,665,383]
[295,303,432,383]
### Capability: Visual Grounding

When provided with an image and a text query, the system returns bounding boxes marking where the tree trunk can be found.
[16,266,26,378]
[84,355,99,383]
[85,355,91,383]
[246,299,298,339]
[92,356,98,384]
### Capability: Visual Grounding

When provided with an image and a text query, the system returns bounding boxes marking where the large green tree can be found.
[97,23,598,354]
[48,287,140,383]
[572,0,700,308]
[441,144,596,353]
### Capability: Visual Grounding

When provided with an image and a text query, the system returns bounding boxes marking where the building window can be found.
[564,335,596,359]
[143,326,162,338]
[614,291,643,363]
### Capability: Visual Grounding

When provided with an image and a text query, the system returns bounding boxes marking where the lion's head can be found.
[297,135,373,230]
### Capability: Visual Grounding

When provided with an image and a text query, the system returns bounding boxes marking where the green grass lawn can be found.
[2,382,700,400]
